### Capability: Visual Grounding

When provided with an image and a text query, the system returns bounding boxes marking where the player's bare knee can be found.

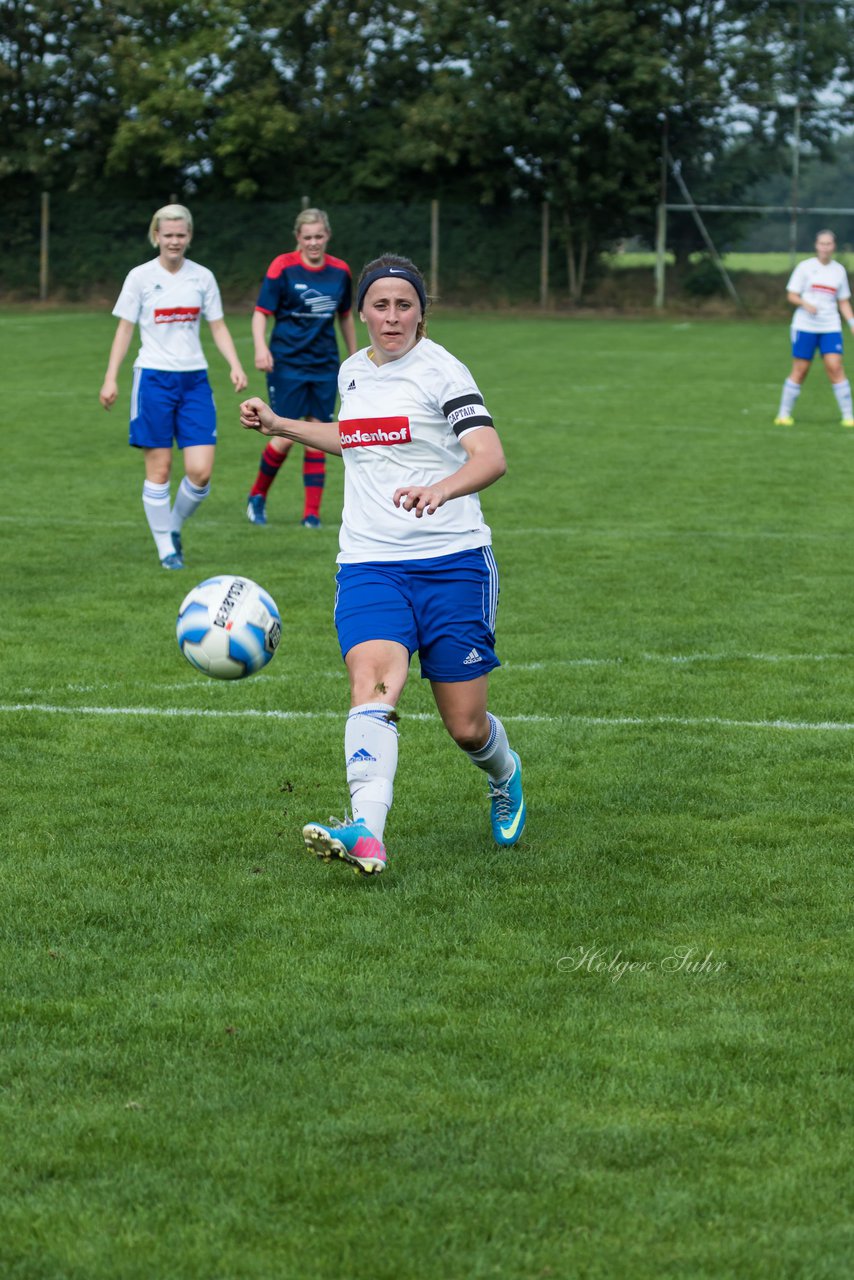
[446,717,489,752]
[351,674,401,706]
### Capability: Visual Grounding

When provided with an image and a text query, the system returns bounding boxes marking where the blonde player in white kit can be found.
[775,230,854,428]
[99,204,247,568]
[239,253,526,876]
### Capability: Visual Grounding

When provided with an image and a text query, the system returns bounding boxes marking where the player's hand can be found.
[803,302,818,315]
[393,484,447,517]
[99,379,118,410]
[240,397,278,435]
[254,347,274,373]
[230,366,249,393]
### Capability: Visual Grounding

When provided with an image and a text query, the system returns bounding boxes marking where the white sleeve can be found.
[112,269,142,323]
[201,270,224,322]
[786,262,807,294]
[433,353,494,439]
[837,270,851,302]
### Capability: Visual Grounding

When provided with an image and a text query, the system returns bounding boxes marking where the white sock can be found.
[778,378,801,417]
[171,476,210,533]
[142,480,174,559]
[345,703,399,841]
[832,379,853,419]
[465,712,514,784]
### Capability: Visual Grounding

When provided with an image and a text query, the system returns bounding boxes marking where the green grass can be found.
[611,250,854,274]
[1,309,852,1279]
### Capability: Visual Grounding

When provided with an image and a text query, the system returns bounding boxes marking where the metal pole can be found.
[790,0,805,264]
[654,202,667,310]
[790,102,801,264]
[668,156,745,310]
[654,117,668,309]
[540,200,550,308]
[39,192,50,301]
[430,199,439,298]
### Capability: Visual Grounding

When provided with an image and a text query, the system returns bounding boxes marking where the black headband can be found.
[357,267,427,314]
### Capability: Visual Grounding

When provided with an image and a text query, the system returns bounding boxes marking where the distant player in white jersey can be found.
[99,204,248,569]
[239,253,526,876]
[775,229,854,428]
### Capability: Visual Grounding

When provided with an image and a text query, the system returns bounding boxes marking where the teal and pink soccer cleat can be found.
[488,750,526,847]
[302,817,387,876]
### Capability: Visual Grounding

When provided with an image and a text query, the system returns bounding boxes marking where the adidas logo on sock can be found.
[347,747,377,766]
[463,648,483,665]
[346,379,356,390]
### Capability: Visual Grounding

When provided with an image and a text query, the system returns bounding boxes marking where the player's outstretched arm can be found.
[239,398,343,455]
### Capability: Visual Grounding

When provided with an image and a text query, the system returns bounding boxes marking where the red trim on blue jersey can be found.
[265,251,303,278]
[265,250,352,278]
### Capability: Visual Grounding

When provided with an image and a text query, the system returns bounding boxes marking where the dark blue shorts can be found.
[334,548,501,683]
[268,371,338,421]
[791,329,843,359]
[129,368,216,449]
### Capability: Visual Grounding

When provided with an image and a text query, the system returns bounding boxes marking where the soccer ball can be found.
[176,576,281,679]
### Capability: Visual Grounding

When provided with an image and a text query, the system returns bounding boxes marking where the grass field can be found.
[612,251,854,273]
[1,309,852,1279]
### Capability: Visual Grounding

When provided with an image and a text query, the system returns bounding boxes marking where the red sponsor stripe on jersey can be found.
[811,284,839,293]
[154,306,201,323]
[339,417,411,448]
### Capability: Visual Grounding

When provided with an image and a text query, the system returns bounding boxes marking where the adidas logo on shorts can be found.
[463,648,483,665]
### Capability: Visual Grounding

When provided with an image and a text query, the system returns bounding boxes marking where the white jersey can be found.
[787,257,851,334]
[336,338,495,563]
[112,258,224,371]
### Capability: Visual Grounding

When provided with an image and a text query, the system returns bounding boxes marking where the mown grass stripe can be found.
[5,702,854,732]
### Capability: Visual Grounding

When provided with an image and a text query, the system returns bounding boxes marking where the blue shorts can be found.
[129,369,216,449]
[334,548,501,683]
[268,371,338,421]
[791,330,843,359]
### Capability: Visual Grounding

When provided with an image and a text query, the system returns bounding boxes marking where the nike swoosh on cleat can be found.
[499,808,525,841]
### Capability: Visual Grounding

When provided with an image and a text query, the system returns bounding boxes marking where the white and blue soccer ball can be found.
[176,576,281,679]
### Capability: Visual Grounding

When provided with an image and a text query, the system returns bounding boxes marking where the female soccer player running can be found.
[100,204,247,569]
[245,208,357,528]
[239,254,526,875]
[775,229,854,428]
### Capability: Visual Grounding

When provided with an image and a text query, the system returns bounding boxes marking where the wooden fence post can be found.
[40,192,50,302]
[540,201,550,308]
[430,199,439,299]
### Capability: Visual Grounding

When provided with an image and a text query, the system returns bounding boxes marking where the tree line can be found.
[4,0,854,298]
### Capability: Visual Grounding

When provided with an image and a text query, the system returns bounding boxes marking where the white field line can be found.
[45,651,854,694]
[511,651,854,669]
[3,703,854,733]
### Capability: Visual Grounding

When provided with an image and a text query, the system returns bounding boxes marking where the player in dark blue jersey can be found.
[246,209,357,527]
